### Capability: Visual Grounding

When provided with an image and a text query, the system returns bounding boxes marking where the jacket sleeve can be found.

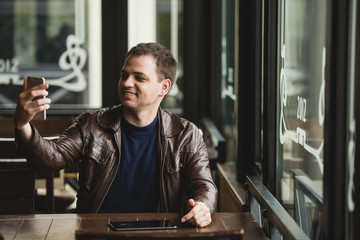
[15,113,88,175]
[182,125,218,214]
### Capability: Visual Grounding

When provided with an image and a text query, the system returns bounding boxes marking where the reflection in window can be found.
[346,0,357,238]
[0,0,102,110]
[277,0,326,238]
[221,0,236,162]
[156,0,184,114]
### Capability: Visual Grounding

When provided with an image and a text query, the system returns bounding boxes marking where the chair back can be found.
[0,138,35,214]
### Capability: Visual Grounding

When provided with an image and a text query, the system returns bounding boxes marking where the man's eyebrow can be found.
[133,71,147,76]
[120,70,149,78]
[133,72,150,79]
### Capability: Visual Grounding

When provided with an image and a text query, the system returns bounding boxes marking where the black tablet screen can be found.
[108,220,177,231]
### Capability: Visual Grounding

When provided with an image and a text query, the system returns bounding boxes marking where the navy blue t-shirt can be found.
[98,115,159,213]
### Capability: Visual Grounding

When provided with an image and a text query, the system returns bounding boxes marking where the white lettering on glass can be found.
[47,0,87,92]
[0,58,19,73]
[347,0,356,212]
[347,120,355,212]
[221,67,236,101]
[0,74,21,85]
[279,45,326,174]
[319,49,326,126]
[296,127,306,146]
[297,96,307,122]
[0,0,87,93]
[0,58,22,85]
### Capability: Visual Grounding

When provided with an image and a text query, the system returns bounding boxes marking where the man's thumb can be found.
[188,199,196,207]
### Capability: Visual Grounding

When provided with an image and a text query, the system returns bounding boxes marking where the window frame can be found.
[257,0,360,238]
[235,0,263,184]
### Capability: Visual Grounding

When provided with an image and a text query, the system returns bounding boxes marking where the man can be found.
[14,42,217,227]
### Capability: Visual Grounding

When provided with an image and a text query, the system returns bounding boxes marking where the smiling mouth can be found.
[123,91,137,96]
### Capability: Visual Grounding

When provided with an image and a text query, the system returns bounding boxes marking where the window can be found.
[345,0,357,238]
[127,0,183,114]
[235,0,359,237]
[0,0,102,111]
[156,0,183,114]
[276,0,327,237]
[220,0,236,163]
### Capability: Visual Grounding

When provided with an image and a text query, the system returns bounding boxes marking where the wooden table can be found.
[0,212,268,240]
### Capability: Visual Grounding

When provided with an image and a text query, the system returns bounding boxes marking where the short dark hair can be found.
[125,42,178,85]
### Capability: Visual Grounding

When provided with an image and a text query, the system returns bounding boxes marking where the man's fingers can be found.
[182,210,212,227]
[182,199,196,223]
[28,89,49,101]
[195,214,212,227]
[31,83,49,91]
[181,201,212,227]
[16,92,51,121]
[14,82,50,131]
[181,210,194,223]
[33,96,51,106]
[181,201,211,225]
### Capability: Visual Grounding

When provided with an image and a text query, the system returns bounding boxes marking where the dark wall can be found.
[183,0,216,124]
[102,0,128,107]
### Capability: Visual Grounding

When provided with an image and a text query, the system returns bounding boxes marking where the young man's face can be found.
[118,54,171,113]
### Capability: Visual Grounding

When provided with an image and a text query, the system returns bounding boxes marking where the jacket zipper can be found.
[96,132,121,213]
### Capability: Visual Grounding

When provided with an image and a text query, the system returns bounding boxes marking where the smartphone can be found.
[108,220,177,231]
[25,76,47,120]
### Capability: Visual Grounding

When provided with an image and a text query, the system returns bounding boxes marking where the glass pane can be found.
[0,0,102,110]
[346,0,357,239]
[277,0,326,238]
[221,0,236,162]
[157,0,183,114]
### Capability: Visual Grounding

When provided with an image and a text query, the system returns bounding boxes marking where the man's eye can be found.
[120,74,128,80]
[135,76,145,81]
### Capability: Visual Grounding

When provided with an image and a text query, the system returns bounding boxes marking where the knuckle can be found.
[198,221,206,227]
[19,92,25,98]
[33,99,41,106]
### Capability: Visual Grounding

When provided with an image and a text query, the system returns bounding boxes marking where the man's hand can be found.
[14,82,51,141]
[181,199,212,227]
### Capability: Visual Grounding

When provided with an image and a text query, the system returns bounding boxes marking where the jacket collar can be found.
[97,105,185,138]
[158,107,184,138]
[97,105,123,132]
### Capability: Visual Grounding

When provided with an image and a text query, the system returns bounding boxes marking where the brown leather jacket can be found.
[19,105,217,214]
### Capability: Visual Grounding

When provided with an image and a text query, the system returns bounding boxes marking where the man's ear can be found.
[160,79,172,96]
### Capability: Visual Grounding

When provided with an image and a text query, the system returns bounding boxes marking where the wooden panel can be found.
[16,219,52,239]
[0,117,15,138]
[0,161,35,214]
[46,219,80,240]
[0,219,23,240]
[218,177,244,212]
[0,213,269,240]
[0,168,35,198]
[32,117,75,136]
[216,162,248,212]
[0,115,75,214]
[0,116,75,138]
[0,198,34,214]
[0,140,23,158]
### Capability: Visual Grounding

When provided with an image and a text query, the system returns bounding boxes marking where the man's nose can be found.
[122,76,135,87]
